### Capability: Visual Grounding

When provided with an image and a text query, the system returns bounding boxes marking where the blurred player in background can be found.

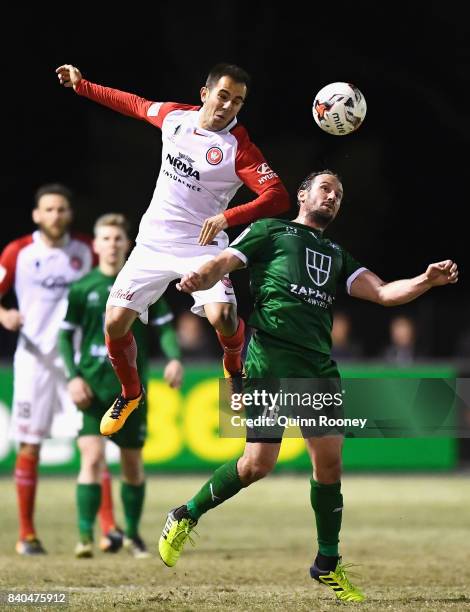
[55,62,290,436]
[0,184,94,555]
[161,170,459,602]
[59,214,183,558]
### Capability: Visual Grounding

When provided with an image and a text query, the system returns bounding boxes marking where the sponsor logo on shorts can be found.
[206,147,223,165]
[16,401,31,419]
[110,288,135,301]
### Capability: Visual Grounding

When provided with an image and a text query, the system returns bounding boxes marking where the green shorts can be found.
[243,330,343,442]
[78,394,147,449]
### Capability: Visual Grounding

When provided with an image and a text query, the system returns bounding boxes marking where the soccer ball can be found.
[312,82,367,136]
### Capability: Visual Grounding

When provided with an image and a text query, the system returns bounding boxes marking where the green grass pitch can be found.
[0,474,469,610]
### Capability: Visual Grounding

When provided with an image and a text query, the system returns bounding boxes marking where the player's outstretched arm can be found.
[55,64,155,121]
[177,251,244,293]
[56,64,83,90]
[350,260,458,306]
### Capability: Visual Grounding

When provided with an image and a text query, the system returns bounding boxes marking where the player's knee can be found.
[120,451,144,484]
[81,451,105,475]
[121,464,144,485]
[206,304,237,335]
[314,459,342,484]
[238,456,274,485]
[19,443,40,459]
[105,307,130,338]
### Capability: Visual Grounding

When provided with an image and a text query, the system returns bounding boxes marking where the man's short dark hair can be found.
[297,170,342,206]
[34,183,73,208]
[206,63,251,93]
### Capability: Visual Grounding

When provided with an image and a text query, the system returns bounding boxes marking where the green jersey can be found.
[62,267,174,402]
[228,218,365,355]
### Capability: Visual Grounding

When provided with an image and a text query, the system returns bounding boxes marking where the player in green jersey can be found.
[158,170,458,602]
[59,214,183,559]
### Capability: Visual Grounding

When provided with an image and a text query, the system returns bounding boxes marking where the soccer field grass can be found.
[0,474,469,611]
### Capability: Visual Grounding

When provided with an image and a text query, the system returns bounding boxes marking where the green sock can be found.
[76,483,101,543]
[121,481,145,539]
[310,478,343,557]
[186,458,244,520]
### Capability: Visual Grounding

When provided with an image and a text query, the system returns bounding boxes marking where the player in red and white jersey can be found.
[0,184,94,555]
[56,62,291,435]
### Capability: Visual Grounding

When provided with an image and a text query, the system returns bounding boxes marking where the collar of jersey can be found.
[286,220,324,238]
[195,109,238,134]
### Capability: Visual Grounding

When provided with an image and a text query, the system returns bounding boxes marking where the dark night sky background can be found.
[2,3,469,358]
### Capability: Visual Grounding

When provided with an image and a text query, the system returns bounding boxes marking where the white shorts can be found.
[10,345,79,444]
[107,242,237,322]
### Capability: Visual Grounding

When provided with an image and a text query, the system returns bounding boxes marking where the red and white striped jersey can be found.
[0,232,93,355]
[76,80,290,248]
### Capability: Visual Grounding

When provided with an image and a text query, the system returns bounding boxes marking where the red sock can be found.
[216,317,246,374]
[15,453,38,540]
[99,467,117,534]
[105,331,141,398]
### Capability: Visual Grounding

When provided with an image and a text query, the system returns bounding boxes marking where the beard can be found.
[39,224,68,241]
[306,209,333,229]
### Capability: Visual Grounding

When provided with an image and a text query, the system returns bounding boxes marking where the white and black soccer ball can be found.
[312,82,367,136]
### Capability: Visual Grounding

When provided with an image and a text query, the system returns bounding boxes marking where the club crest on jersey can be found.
[306,249,331,287]
[206,147,223,165]
[69,256,83,271]
[166,152,200,180]
[87,291,99,303]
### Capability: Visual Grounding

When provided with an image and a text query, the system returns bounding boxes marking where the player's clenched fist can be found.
[425,260,459,287]
[176,271,203,293]
[0,308,23,331]
[56,64,83,90]
[67,376,93,409]
[164,359,184,389]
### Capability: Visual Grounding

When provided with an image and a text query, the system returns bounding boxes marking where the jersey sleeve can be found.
[0,235,33,295]
[148,298,181,360]
[75,80,197,129]
[223,126,290,227]
[58,328,79,380]
[61,282,84,330]
[226,220,271,265]
[340,248,368,294]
